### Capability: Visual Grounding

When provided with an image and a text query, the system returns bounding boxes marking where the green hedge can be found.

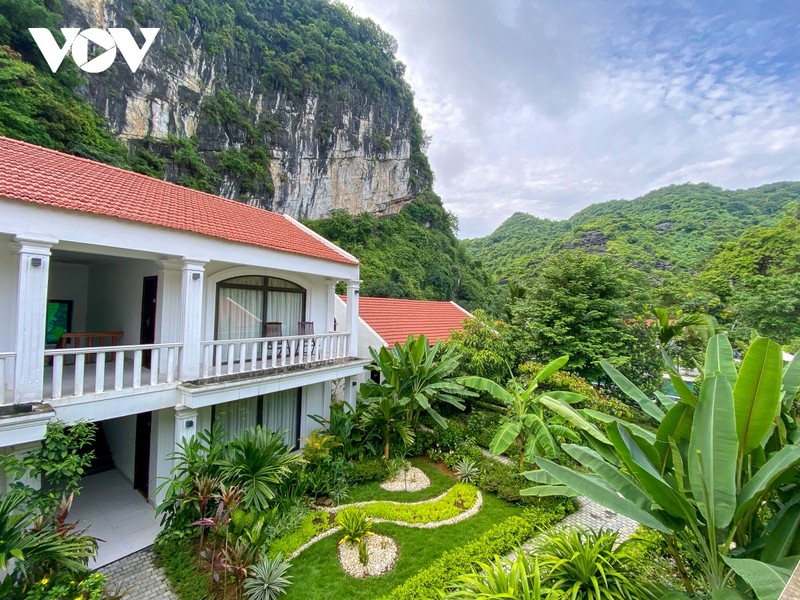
[381,498,573,600]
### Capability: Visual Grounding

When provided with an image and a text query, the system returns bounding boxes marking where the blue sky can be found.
[347,1,800,237]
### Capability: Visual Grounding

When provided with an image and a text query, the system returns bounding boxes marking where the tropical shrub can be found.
[218,427,302,512]
[347,456,391,485]
[361,334,476,430]
[441,552,546,599]
[311,401,373,460]
[1,420,96,513]
[23,572,108,600]
[537,528,658,600]
[336,509,373,547]
[460,355,608,470]
[527,334,800,597]
[360,395,415,459]
[454,458,479,483]
[243,553,293,600]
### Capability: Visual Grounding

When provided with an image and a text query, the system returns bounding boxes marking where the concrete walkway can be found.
[99,547,177,600]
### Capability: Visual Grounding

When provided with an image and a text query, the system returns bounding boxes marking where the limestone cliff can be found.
[60,0,427,219]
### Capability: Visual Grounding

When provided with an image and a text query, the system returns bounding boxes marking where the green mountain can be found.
[465,183,800,285]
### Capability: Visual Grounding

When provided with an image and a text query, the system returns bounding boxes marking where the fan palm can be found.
[217,427,302,511]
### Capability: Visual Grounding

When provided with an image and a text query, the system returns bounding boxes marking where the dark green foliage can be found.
[305,193,500,309]
[382,499,574,600]
[347,456,391,485]
[467,183,800,283]
[507,250,661,392]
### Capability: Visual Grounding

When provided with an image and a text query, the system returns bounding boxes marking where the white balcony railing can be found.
[0,352,15,402]
[200,332,351,379]
[44,343,182,400]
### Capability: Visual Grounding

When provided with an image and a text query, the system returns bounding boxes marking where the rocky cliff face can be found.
[62,0,418,219]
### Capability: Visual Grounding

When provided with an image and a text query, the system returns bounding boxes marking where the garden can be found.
[2,319,799,600]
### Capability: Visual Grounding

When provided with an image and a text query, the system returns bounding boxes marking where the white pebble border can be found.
[288,490,483,560]
[379,467,431,492]
[338,534,399,578]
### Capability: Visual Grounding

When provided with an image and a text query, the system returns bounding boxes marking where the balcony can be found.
[0,331,355,409]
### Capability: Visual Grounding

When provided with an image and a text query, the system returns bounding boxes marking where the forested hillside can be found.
[466,183,800,281]
[305,192,499,310]
[466,182,800,351]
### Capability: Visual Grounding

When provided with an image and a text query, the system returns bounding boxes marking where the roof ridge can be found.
[1,136,283,215]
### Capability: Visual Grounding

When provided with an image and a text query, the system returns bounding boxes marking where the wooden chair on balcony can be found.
[263,322,283,358]
[297,321,316,358]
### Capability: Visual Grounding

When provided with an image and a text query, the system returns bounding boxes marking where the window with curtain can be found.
[263,389,302,449]
[213,396,259,438]
[212,390,301,448]
[216,276,306,340]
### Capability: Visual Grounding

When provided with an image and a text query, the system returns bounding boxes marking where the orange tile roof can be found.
[0,137,357,265]
[348,296,471,346]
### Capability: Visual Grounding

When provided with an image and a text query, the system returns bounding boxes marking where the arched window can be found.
[216,276,306,340]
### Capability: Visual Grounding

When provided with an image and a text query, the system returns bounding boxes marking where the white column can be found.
[174,406,198,448]
[345,279,361,357]
[12,237,55,404]
[179,258,207,381]
[156,259,182,344]
[326,279,337,332]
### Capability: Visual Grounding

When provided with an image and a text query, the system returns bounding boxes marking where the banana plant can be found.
[459,355,609,470]
[361,334,477,429]
[524,334,800,599]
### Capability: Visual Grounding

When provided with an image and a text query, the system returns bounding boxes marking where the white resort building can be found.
[0,136,369,565]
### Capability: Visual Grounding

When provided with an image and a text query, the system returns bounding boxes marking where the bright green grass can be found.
[282,492,523,600]
[345,457,454,503]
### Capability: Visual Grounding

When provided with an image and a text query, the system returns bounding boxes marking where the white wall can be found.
[301,382,326,440]
[87,259,159,346]
[0,240,19,352]
[103,415,136,485]
[49,262,89,333]
[335,296,383,388]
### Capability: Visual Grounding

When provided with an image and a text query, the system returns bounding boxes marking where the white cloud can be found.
[346,1,800,237]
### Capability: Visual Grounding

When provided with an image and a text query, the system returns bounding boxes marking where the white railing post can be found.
[74,354,85,397]
[95,352,106,393]
[133,350,142,388]
[52,355,63,399]
[114,351,124,390]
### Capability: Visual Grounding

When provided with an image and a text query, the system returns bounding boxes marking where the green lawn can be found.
[282,492,524,599]
[345,456,455,503]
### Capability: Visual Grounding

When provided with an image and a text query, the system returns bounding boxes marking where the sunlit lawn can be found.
[283,459,523,599]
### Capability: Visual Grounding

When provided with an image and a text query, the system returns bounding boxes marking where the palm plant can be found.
[537,528,658,600]
[243,553,293,600]
[526,334,800,597]
[217,426,302,512]
[360,395,415,459]
[361,334,477,429]
[459,355,608,470]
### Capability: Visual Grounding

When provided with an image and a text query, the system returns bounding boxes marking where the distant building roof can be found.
[0,136,357,265]
[345,296,472,346]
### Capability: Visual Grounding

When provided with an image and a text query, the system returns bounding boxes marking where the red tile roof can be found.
[0,137,357,265]
[348,296,472,346]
